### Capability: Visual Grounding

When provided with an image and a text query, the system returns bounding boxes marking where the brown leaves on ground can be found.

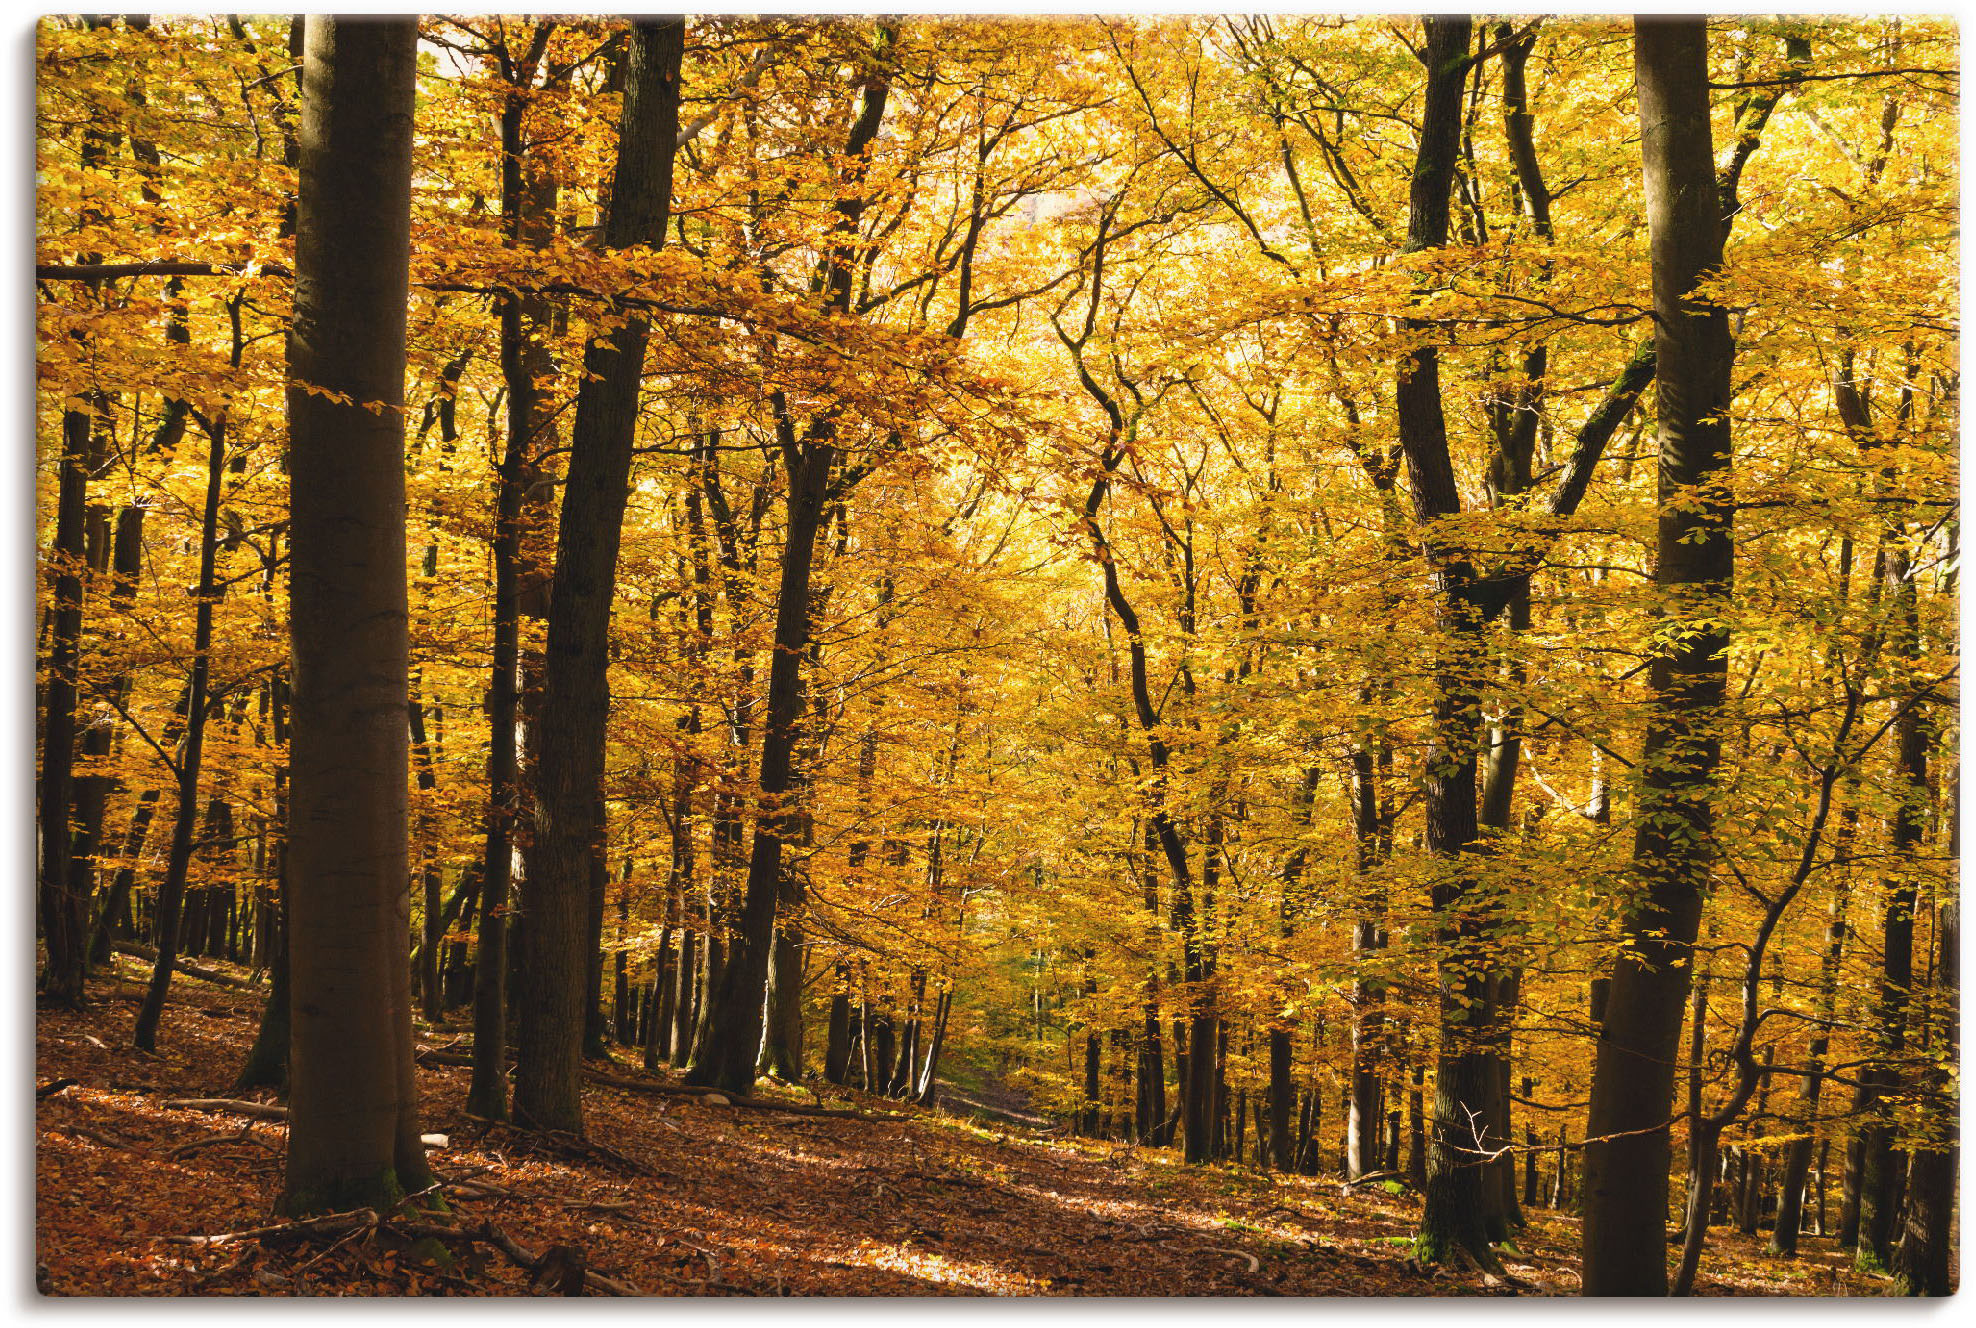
[37,964,1898,1297]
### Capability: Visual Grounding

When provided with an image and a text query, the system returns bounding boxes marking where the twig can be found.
[55,1122,153,1156]
[160,1208,378,1248]
[674,1240,723,1289]
[1190,1245,1262,1275]
[168,1123,275,1158]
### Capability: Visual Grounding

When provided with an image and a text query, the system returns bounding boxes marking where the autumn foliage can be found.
[36,15,1956,1296]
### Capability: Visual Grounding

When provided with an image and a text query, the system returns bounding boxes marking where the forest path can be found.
[934,1069,1054,1132]
[37,961,1888,1297]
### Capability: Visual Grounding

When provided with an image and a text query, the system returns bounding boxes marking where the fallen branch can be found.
[168,1124,276,1158]
[163,1097,289,1122]
[444,1177,526,1202]
[562,1198,638,1214]
[54,1122,153,1155]
[37,1077,79,1100]
[1338,1169,1413,1191]
[673,1239,723,1289]
[112,942,258,991]
[160,1208,377,1248]
[585,1069,893,1120]
[471,1118,655,1177]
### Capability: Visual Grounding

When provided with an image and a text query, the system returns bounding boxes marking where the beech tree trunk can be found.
[1389,15,1502,1273]
[234,670,291,1093]
[1770,874,1850,1256]
[1347,747,1385,1179]
[516,18,683,1132]
[38,49,116,1008]
[687,34,892,1095]
[277,14,429,1216]
[1854,557,1929,1269]
[824,970,854,1085]
[131,403,227,1051]
[1894,897,1957,1295]
[1581,17,1736,1294]
[409,692,443,1021]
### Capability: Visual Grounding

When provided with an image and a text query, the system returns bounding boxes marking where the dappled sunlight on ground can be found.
[38,959,1911,1296]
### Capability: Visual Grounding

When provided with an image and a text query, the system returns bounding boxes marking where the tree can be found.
[277,14,430,1216]
[1580,17,1738,1294]
[32,15,1956,1287]
[687,22,898,1095]
[467,15,560,1125]
[515,16,685,1134]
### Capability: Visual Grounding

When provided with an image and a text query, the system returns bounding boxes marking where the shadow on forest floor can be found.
[36,957,1911,1297]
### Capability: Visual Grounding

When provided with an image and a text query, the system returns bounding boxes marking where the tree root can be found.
[463,1117,655,1176]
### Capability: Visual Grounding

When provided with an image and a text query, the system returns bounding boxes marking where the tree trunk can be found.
[1386,14,1501,1272]
[1138,821,1170,1145]
[915,988,952,1106]
[581,802,611,1058]
[1582,17,1736,1294]
[1894,898,1956,1295]
[234,884,290,1093]
[761,919,807,1080]
[687,40,892,1093]
[1855,561,1929,1269]
[277,14,428,1215]
[1266,1027,1293,1174]
[37,45,119,1008]
[409,692,443,1021]
[1347,748,1385,1179]
[613,861,634,1044]
[1770,874,1850,1255]
[824,966,854,1085]
[516,18,683,1132]
[1407,1063,1427,1187]
[132,398,230,1050]
[671,926,700,1065]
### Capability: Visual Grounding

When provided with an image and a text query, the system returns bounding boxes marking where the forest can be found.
[35,12,1957,1298]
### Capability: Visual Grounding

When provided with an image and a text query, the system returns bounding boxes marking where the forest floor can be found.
[38,958,1900,1297]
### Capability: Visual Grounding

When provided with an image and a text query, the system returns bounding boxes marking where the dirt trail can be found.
[934,1073,1054,1132]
